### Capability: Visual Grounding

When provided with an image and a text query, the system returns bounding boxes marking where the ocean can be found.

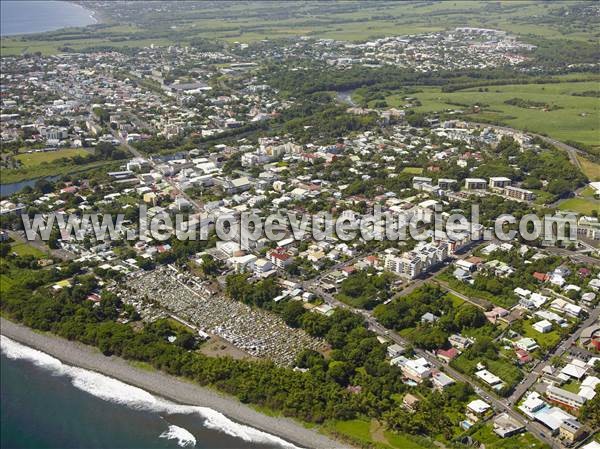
[0,336,297,449]
[0,1,96,36]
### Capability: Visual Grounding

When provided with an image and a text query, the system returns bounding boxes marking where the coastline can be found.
[72,1,104,26]
[0,0,100,38]
[0,317,351,449]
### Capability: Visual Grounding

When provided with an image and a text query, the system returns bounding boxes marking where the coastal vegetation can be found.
[0,250,487,448]
[2,1,598,56]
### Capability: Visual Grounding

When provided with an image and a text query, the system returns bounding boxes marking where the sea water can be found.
[0,336,297,449]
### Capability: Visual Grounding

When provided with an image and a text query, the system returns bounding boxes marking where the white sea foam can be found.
[159,425,197,447]
[0,336,301,448]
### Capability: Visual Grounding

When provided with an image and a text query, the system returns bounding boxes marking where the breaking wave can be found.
[1,336,300,449]
[159,425,197,447]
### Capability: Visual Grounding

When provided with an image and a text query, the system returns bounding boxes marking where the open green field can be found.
[470,424,549,449]
[561,379,582,394]
[380,79,600,151]
[383,432,430,449]
[327,419,430,449]
[15,148,89,167]
[0,273,15,294]
[0,263,39,294]
[438,272,518,308]
[452,352,523,391]
[558,197,600,215]
[330,419,372,444]
[1,159,119,184]
[401,167,423,175]
[10,242,47,258]
[446,292,466,308]
[558,186,600,215]
[577,156,600,181]
[521,320,563,350]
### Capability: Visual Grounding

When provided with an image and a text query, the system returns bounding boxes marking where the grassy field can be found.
[446,292,466,308]
[15,148,89,167]
[10,242,48,258]
[0,263,39,294]
[401,167,424,175]
[330,419,372,444]
[577,156,600,181]
[452,352,523,391]
[1,159,119,184]
[521,320,563,350]
[438,272,518,308]
[0,273,14,294]
[561,379,582,394]
[328,419,430,449]
[558,186,600,215]
[558,197,600,215]
[377,79,600,151]
[470,423,549,449]
[384,431,430,449]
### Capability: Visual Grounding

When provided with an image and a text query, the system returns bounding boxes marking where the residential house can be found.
[448,334,473,350]
[493,413,525,438]
[387,343,406,359]
[533,320,553,334]
[475,369,504,390]
[466,399,491,422]
[515,337,539,352]
[504,186,534,201]
[400,357,432,383]
[437,347,459,363]
[489,176,511,189]
[403,393,420,412]
[559,419,585,444]
[546,385,586,410]
[431,371,455,390]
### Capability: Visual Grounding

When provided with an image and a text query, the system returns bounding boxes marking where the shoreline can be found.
[0,0,101,38]
[0,317,350,449]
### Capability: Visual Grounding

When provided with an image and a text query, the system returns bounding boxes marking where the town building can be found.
[464,178,487,190]
[546,385,586,410]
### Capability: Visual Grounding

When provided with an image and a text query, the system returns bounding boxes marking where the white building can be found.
[532,320,552,334]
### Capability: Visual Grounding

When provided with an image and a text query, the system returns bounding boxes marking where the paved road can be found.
[109,126,205,213]
[357,306,560,448]
[543,246,599,265]
[508,305,600,405]
[297,250,592,448]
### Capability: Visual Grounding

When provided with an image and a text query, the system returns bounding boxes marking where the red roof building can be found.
[267,248,292,269]
[515,349,531,365]
[436,348,459,363]
[578,268,591,278]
